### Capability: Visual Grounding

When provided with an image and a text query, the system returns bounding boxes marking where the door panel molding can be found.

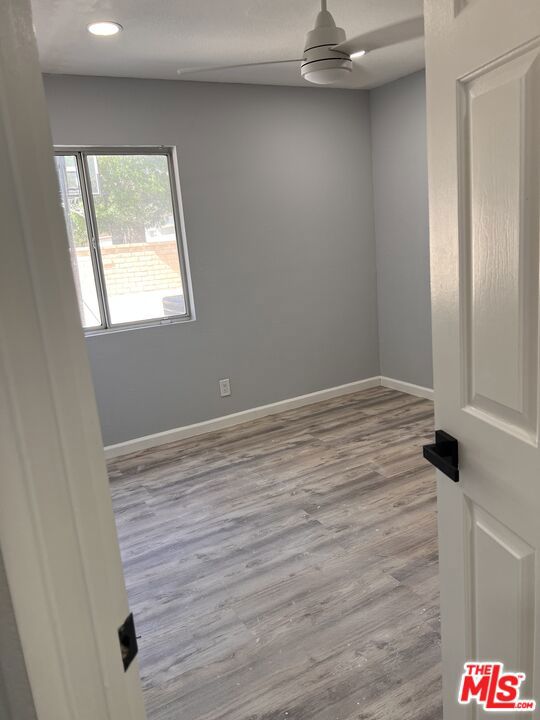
[457,42,540,444]
[466,501,535,684]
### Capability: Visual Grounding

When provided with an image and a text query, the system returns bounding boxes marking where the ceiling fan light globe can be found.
[304,67,351,85]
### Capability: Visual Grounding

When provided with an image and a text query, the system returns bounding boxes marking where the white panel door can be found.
[425,0,540,717]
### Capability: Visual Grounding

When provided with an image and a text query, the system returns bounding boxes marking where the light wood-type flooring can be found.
[108,386,441,720]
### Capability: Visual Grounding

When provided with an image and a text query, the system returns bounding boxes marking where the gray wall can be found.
[44,75,379,446]
[369,71,433,389]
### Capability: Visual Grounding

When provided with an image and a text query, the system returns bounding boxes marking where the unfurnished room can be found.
[1,2,540,720]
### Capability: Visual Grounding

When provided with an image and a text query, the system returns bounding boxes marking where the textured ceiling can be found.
[31,0,425,89]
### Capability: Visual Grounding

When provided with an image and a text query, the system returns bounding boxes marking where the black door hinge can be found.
[118,612,138,672]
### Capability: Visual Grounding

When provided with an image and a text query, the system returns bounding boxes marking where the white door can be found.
[0,1,146,717]
[425,0,540,717]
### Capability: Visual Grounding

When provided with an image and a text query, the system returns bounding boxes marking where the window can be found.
[54,148,191,331]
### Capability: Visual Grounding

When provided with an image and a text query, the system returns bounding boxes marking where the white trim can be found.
[380,376,434,400]
[105,375,435,460]
[105,376,381,459]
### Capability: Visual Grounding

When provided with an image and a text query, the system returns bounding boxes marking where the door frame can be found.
[0,1,146,718]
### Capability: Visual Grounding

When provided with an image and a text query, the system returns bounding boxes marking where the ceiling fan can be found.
[177,0,424,86]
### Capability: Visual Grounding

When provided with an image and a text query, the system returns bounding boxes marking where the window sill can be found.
[84,314,195,338]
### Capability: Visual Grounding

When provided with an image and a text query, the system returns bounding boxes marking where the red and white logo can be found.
[459,662,536,712]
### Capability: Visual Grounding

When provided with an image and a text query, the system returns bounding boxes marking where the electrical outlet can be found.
[219,378,231,397]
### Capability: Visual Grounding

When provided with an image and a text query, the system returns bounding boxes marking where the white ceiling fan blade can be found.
[333,16,424,57]
[178,59,303,77]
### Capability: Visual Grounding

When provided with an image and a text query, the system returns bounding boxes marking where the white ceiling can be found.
[31,0,425,90]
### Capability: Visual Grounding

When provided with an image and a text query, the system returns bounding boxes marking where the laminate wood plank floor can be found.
[108,387,440,720]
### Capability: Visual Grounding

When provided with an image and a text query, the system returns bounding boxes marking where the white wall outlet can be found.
[219,378,231,397]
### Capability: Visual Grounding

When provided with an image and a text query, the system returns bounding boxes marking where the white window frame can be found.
[55,146,194,334]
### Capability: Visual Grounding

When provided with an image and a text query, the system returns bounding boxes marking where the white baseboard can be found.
[105,375,434,460]
[104,376,381,460]
[380,376,434,400]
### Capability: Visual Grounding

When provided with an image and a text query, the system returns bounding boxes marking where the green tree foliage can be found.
[91,155,172,244]
[68,202,88,246]
[55,155,89,247]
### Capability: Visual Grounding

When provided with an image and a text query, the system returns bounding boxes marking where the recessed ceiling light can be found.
[87,21,123,37]
[350,50,366,58]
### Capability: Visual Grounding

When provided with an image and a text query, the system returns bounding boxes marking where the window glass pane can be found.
[88,154,186,326]
[54,155,102,329]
